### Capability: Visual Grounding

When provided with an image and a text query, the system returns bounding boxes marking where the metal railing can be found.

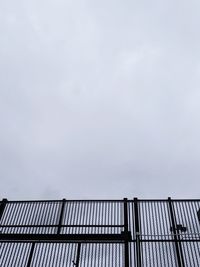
[0,198,199,266]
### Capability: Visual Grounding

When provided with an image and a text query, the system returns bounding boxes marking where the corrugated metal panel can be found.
[0,198,199,266]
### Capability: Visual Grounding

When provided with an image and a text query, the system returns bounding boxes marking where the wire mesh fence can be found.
[0,198,199,266]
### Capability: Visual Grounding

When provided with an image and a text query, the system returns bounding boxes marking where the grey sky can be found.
[0,0,200,200]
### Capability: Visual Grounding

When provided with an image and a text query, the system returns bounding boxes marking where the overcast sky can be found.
[0,0,200,200]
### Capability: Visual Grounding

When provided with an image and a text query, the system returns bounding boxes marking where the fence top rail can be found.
[0,224,124,227]
[1,198,200,204]
[0,240,125,244]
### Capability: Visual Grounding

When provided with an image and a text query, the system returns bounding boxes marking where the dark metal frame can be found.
[0,198,200,266]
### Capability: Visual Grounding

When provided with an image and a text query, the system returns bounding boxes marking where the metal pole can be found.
[123,198,129,267]
[176,228,185,267]
[76,243,81,266]
[134,198,141,267]
[168,197,184,267]
[73,243,81,266]
[0,198,7,221]
[57,198,66,234]
[26,242,35,267]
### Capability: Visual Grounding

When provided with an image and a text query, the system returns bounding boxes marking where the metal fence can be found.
[0,198,199,266]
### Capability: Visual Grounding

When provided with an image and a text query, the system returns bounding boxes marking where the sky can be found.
[0,0,200,200]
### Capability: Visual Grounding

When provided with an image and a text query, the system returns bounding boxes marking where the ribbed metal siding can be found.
[0,199,200,266]
[138,201,172,240]
[61,201,124,234]
[173,200,200,240]
[141,242,177,266]
[0,243,31,266]
[0,242,124,267]
[0,201,60,234]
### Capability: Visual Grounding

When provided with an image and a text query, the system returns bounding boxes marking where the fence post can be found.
[168,197,184,267]
[26,242,35,267]
[57,198,66,234]
[134,198,141,267]
[123,198,130,267]
[73,243,81,266]
[0,198,7,221]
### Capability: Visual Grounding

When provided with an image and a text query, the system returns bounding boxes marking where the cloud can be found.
[0,0,200,199]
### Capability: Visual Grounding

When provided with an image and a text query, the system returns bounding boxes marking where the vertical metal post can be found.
[75,243,81,267]
[27,242,35,267]
[134,198,141,267]
[168,197,184,267]
[73,243,81,266]
[123,198,130,267]
[57,198,66,234]
[0,198,7,221]
[176,228,185,267]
